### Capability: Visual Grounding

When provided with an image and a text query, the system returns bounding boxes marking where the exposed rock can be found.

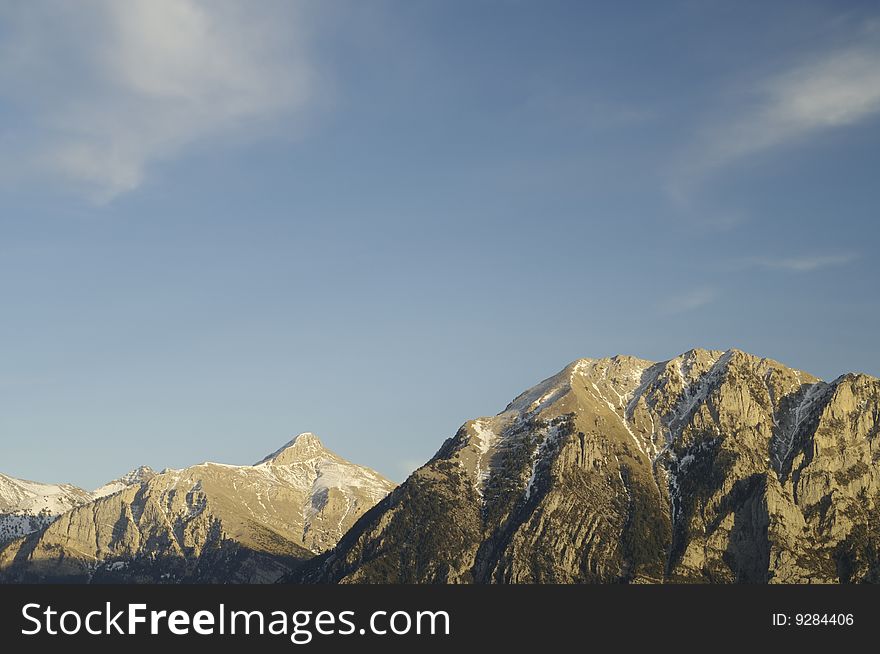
[91,466,157,500]
[0,474,93,544]
[295,349,880,584]
[0,434,394,582]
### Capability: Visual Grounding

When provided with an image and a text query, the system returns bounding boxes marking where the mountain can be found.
[0,474,92,544]
[0,433,395,583]
[91,466,156,500]
[0,467,156,545]
[294,349,880,584]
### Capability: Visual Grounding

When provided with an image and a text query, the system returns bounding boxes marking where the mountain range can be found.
[294,349,880,584]
[1,474,94,544]
[1,466,160,546]
[3,348,879,584]
[0,433,394,582]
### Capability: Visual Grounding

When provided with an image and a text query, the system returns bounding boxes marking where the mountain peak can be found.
[256,432,326,465]
[3,433,396,581]
[119,465,155,483]
[293,431,322,445]
[296,348,880,585]
[90,465,156,500]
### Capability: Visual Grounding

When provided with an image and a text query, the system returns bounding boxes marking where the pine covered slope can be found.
[0,434,394,583]
[295,349,880,584]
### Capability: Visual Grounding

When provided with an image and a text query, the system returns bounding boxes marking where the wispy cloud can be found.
[0,0,316,202]
[713,46,880,163]
[744,252,859,273]
[658,288,717,315]
[670,21,880,202]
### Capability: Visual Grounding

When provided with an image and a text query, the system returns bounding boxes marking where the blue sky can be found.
[1,1,879,489]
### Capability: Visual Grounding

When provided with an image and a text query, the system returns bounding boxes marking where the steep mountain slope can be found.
[0,434,395,583]
[0,474,93,544]
[0,467,156,545]
[91,466,156,500]
[295,349,880,584]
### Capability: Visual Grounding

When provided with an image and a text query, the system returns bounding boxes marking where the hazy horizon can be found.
[2,1,879,489]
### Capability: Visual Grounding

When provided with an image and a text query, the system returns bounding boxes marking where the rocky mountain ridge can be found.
[295,348,880,584]
[0,433,395,582]
[0,473,95,544]
[91,466,157,500]
[0,467,158,545]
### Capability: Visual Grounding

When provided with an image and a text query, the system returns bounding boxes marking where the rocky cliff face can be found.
[295,349,880,584]
[0,467,156,545]
[0,474,94,544]
[0,434,395,583]
[91,466,157,500]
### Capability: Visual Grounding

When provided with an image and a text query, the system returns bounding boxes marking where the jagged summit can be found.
[125,465,156,479]
[91,466,156,500]
[1,434,395,583]
[503,349,757,434]
[493,347,830,475]
[296,347,880,584]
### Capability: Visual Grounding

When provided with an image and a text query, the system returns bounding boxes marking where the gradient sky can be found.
[2,1,879,490]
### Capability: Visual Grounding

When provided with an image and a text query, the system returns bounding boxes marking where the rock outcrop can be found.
[0,474,93,544]
[0,434,395,583]
[295,349,880,584]
[1,467,158,545]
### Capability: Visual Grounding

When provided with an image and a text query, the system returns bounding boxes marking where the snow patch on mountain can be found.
[91,466,156,500]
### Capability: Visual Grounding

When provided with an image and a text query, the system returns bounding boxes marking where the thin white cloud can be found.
[670,21,880,202]
[658,288,717,315]
[746,252,859,272]
[713,47,880,164]
[0,0,316,202]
